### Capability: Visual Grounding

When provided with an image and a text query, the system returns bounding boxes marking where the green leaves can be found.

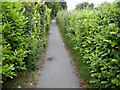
[2,2,51,83]
[2,2,27,82]
[2,64,17,80]
[22,2,51,71]
[57,1,120,88]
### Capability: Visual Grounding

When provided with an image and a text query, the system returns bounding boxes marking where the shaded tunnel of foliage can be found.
[45,1,67,19]
[1,2,51,83]
[57,1,120,88]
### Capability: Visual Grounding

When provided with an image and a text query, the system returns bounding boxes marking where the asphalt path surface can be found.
[37,20,80,88]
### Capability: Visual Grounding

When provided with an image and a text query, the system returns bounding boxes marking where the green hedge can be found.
[0,34,1,83]
[57,1,120,88]
[22,2,51,70]
[2,2,51,83]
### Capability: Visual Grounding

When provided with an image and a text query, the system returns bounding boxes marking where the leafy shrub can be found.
[0,3,2,83]
[22,2,51,70]
[2,2,51,83]
[2,2,28,81]
[57,1,120,88]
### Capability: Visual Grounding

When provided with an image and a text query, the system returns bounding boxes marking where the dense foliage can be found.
[59,1,67,10]
[0,2,2,84]
[75,2,94,10]
[57,1,120,88]
[2,2,51,83]
[45,1,67,19]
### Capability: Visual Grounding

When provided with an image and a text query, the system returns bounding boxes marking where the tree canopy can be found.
[60,1,67,10]
[45,1,67,19]
[75,2,94,10]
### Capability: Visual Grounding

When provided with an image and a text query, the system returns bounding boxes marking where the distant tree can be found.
[75,2,94,10]
[59,1,67,10]
[45,2,61,19]
[89,3,94,9]
[45,1,67,19]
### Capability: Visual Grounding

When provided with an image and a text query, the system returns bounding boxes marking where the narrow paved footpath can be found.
[37,20,80,88]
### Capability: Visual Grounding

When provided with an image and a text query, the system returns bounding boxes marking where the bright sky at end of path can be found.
[65,0,116,10]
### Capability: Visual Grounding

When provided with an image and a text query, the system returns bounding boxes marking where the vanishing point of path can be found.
[37,20,80,88]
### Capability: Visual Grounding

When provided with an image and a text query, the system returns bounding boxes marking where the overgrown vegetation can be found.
[75,2,94,10]
[2,2,51,83]
[45,0,67,19]
[57,1,120,88]
[0,1,2,84]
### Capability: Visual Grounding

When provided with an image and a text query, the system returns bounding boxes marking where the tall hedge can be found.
[2,2,51,83]
[22,2,51,70]
[0,29,1,83]
[57,1,120,88]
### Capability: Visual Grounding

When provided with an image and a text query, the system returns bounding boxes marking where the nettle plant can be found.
[57,1,120,88]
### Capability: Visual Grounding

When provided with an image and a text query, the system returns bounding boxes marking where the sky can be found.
[65,0,116,10]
